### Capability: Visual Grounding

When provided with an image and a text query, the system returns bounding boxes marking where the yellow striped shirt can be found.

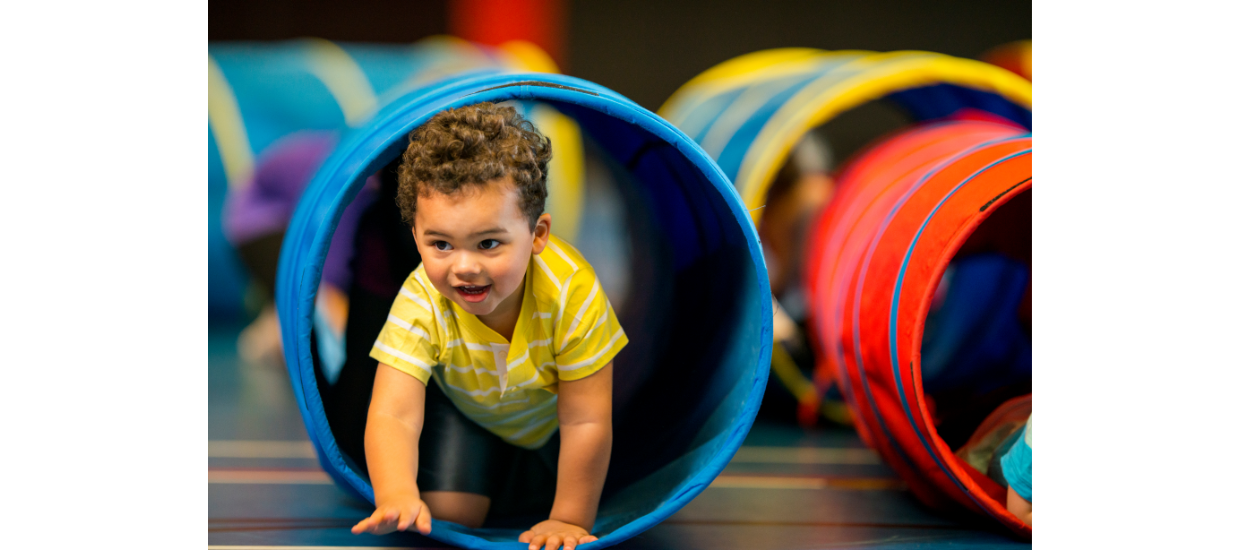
[369,234,628,449]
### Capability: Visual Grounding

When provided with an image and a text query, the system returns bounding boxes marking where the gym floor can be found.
[208,327,1030,550]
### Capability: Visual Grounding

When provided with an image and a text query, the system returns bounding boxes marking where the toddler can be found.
[350,102,627,550]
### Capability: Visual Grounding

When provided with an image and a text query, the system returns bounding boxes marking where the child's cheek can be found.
[499,257,524,295]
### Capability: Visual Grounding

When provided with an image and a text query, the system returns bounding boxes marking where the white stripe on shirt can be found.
[373,341,433,374]
[558,329,625,372]
[561,279,599,350]
[444,364,500,376]
[554,271,576,335]
[505,413,557,440]
[447,385,503,397]
[547,241,579,271]
[453,394,532,410]
[507,348,531,371]
[479,396,557,426]
[399,287,432,313]
[413,271,450,333]
[534,255,561,291]
[386,314,431,341]
[578,304,610,345]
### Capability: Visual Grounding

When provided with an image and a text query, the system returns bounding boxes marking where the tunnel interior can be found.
[280,81,770,545]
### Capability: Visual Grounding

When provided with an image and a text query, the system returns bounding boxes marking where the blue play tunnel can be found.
[276,72,771,549]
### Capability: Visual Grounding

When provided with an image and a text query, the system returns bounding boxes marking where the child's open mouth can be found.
[456,284,491,303]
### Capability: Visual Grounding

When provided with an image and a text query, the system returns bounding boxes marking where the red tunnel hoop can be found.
[804,120,1032,537]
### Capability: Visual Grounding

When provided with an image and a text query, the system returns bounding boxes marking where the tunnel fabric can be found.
[658,49,1033,226]
[657,49,1033,425]
[276,72,770,549]
[803,120,1031,538]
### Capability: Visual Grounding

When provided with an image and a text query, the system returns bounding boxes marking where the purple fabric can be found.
[222,130,380,290]
[325,174,379,291]
[223,131,339,243]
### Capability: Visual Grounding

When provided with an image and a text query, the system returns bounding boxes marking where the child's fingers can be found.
[518,530,534,543]
[367,507,397,535]
[580,535,598,544]
[415,503,433,535]
[382,508,400,524]
[544,534,564,550]
[397,508,414,532]
[528,533,548,550]
[354,509,388,535]
[563,535,580,550]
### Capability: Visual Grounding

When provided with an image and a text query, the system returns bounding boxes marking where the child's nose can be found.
[452,252,483,276]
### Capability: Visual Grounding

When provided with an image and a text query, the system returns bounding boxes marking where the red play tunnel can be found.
[804,120,1032,537]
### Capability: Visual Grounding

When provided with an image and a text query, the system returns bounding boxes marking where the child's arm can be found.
[351,363,434,536]
[519,362,613,550]
[1006,486,1031,526]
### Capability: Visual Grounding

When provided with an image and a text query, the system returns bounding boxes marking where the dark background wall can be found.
[208,0,448,44]
[209,0,1031,111]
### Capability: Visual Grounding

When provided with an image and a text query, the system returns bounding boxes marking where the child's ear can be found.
[531,213,552,254]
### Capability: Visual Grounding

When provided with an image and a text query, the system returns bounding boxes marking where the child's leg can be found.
[421,492,490,528]
[1006,485,1032,526]
[416,381,514,528]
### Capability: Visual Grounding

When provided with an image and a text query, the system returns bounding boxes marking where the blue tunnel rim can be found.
[274,71,773,549]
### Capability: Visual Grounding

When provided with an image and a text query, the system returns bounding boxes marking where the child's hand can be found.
[351,495,432,536]
[519,519,597,550]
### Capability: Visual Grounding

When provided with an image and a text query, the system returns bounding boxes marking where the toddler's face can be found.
[412,176,550,323]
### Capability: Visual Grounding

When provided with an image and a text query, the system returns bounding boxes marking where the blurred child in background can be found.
[222,130,378,376]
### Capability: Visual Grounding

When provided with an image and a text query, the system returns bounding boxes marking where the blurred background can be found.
[208,0,1031,420]
[208,0,1032,425]
[207,0,1031,341]
[208,1,1033,546]
[209,0,1031,110]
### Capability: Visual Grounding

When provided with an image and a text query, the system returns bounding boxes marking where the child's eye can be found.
[478,239,500,250]
[433,241,453,251]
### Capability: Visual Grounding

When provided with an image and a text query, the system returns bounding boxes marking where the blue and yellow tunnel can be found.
[275,71,772,549]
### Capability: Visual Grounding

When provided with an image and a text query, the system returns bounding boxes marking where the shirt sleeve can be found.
[1000,415,1032,502]
[369,270,439,385]
[553,266,628,381]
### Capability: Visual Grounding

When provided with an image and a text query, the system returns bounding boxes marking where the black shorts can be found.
[417,380,559,516]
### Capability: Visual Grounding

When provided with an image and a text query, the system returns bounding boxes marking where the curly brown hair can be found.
[396,102,552,230]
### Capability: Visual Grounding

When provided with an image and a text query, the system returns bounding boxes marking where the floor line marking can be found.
[209,469,332,484]
[208,468,902,490]
[660,519,961,529]
[207,441,881,465]
[207,546,436,549]
[728,446,881,465]
[209,440,317,458]
[710,474,905,491]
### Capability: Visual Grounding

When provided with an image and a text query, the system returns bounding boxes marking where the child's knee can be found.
[422,491,490,528]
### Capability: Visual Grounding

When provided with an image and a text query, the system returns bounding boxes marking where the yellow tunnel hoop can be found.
[659,49,1033,225]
